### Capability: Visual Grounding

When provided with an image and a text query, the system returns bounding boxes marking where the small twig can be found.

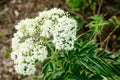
[97,0,103,14]
[97,48,111,53]
[64,6,85,21]
[98,34,102,44]
[101,27,117,47]
[103,12,108,17]
[0,8,9,16]
[105,38,109,50]
[87,0,95,15]
[93,34,97,44]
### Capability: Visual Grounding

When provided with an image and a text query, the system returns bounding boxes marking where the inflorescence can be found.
[11,8,77,75]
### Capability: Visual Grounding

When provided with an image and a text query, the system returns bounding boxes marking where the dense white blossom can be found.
[14,63,36,75]
[52,16,77,50]
[11,38,48,75]
[36,8,77,50]
[11,18,48,75]
[11,8,77,75]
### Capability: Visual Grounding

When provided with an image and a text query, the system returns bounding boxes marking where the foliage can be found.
[66,0,85,9]
[109,16,120,28]
[114,0,120,9]
[66,0,98,14]
[87,14,109,35]
[42,36,120,80]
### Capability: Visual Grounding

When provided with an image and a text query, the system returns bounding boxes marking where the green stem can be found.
[87,0,95,15]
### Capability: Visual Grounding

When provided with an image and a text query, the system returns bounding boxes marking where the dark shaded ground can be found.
[0,0,120,80]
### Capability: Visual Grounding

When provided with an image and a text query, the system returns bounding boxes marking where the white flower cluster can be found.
[37,8,77,50]
[11,39,47,75]
[11,19,48,75]
[52,17,77,50]
[11,8,77,75]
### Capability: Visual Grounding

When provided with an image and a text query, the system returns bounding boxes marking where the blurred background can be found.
[0,0,120,80]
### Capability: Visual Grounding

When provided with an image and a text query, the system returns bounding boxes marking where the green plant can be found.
[42,39,120,80]
[66,0,99,15]
[87,14,108,35]
[114,0,120,9]
[66,0,85,9]
[41,14,120,80]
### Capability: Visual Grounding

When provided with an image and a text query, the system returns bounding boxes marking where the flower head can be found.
[36,8,77,50]
[11,18,48,75]
[11,8,77,75]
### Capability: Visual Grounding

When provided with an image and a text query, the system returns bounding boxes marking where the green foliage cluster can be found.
[87,14,108,34]
[66,0,85,9]
[115,0,120,9]
[42,39,120,80]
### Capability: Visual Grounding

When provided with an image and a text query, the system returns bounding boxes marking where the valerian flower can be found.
[36,8,77,50]
[11,8,77,75]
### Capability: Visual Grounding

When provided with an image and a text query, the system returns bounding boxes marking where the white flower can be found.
[11,37,20,50]
[11,50,19,60]
[15,18,40,37]
[37,8,77,50]
[11,38,48,75]
[14,31,24,38]
[14,63,36,75]
[11,8,77,76]
[40,20,54,38]
[52,16,77,50]
[32,45,48,62]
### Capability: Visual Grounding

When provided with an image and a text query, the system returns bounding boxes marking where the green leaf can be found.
[49,61,54,71]
[71,65,80,77]
[75,40,93,52]
[53,69,65,79]
[97,50,105,57]
[110,64,120,76]
[66,0,84,9]
[79,60,95,74]
[80,71,89,80]
[88,57,112,78]
[42,61,50,74]
[68,78,78,80]
[89,75,103,80]
[68,76,80,80]
[63,62,70,71]
[42,73,52,80]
